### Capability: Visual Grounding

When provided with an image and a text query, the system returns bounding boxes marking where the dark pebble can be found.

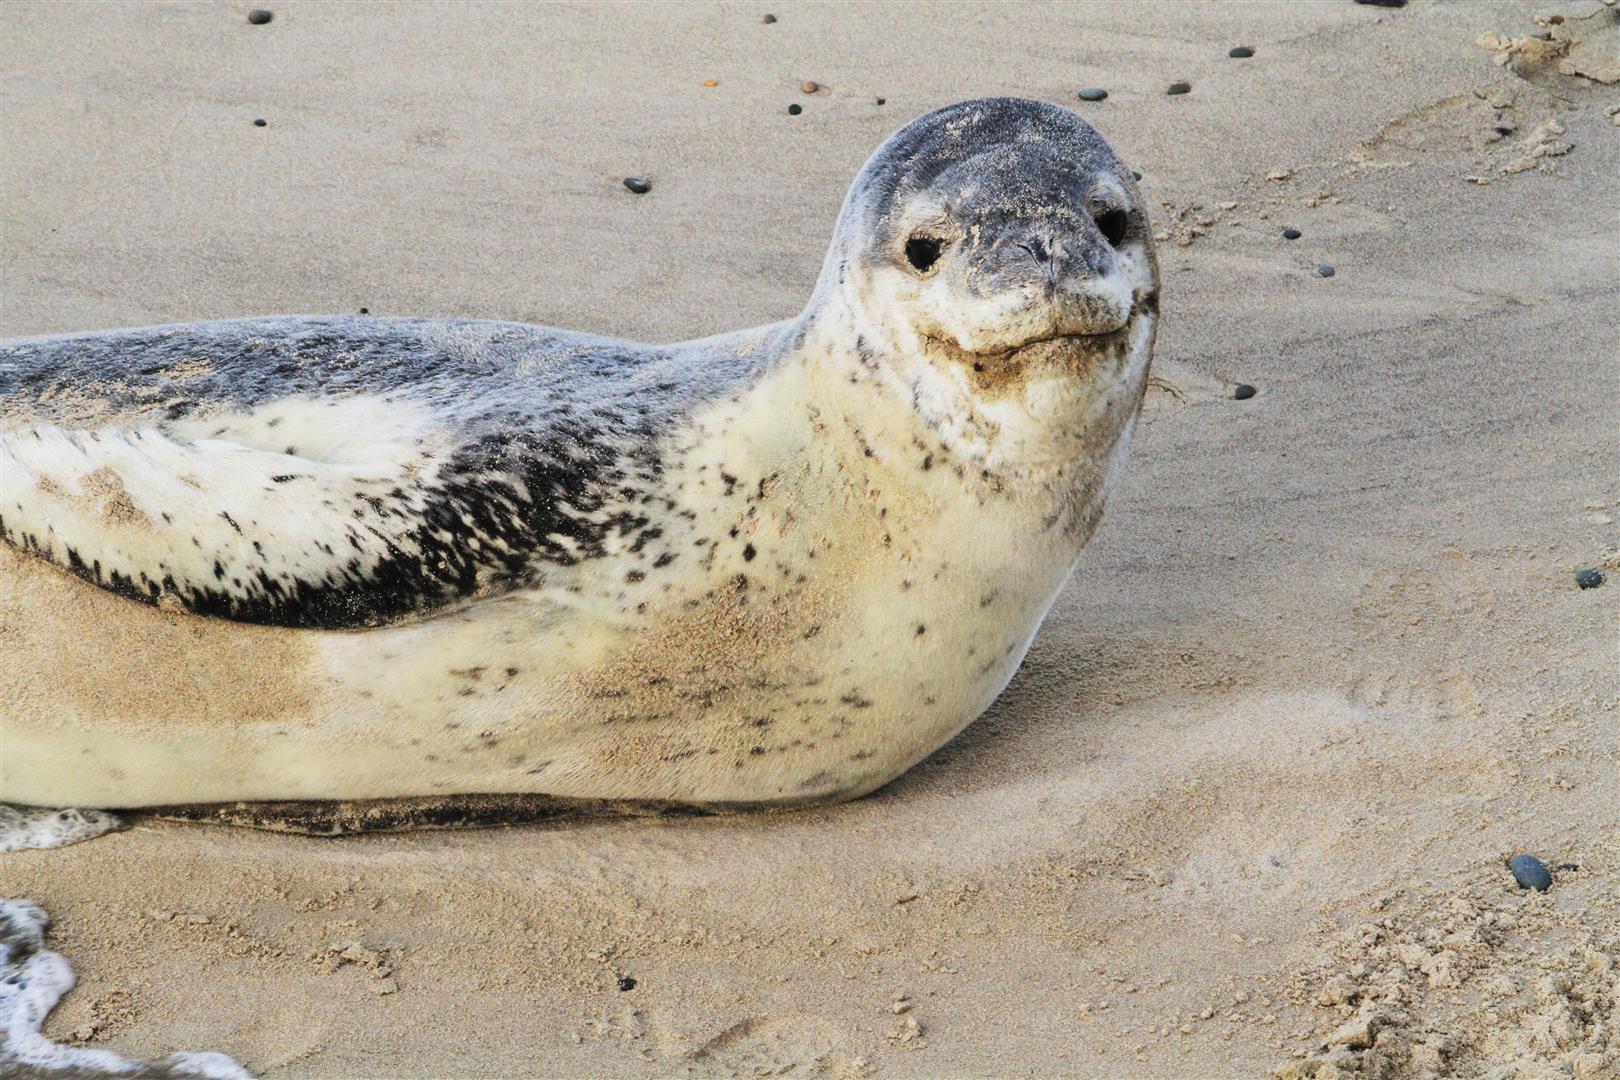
[761,13,776,22]
[1167,81,1192,96]
[253,118,267,127]
[787,103,802,116]
[358,307,369,315]
[617,976,637,991]
[1132,169,1142,181]
[247,9,273,24]
[875,97,886,106]
[1283,227,1302,240]
[1508,855,1552,892]
[1575,568,1604,590]
[1354,0,1407,7]
[1077,87,1108,102]
[622,177,651,194]
[1229,46,1254,59]
[1316,264,1336,278]
[1233,384,1257,401]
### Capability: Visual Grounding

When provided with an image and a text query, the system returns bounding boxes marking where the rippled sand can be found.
[1,2,1615,1076]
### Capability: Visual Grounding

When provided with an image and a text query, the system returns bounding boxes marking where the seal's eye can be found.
[904,235,944,274]
[1093,209,1128,248]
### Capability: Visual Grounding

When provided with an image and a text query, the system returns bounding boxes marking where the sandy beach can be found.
[2,1,1616,1076]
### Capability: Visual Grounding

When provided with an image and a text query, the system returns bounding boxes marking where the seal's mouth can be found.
[922,295,1140,362]
[922,319,1134,373]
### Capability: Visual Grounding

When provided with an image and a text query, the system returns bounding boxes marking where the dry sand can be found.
[2,1,1617,1076]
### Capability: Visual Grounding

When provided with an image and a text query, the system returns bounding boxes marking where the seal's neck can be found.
[807,288,1142,445]
[785,285,1153,548]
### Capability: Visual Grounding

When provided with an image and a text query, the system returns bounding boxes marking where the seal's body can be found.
[0,98,1158,810]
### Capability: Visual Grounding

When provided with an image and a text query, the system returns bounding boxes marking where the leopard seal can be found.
[0,96,1158,822]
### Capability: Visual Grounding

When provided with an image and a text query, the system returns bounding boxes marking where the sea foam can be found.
[0,899,252,1078]
[0,805,121,852]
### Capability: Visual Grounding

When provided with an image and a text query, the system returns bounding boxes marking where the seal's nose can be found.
[938,225,1129,349]
[1004,229,1111,292]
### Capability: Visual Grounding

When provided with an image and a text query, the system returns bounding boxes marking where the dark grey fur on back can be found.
[0,316,783,629]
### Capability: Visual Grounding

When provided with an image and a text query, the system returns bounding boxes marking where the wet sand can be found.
[2,2,1616,1076]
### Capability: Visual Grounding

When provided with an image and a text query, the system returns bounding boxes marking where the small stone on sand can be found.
[1078,88,1108,102]
[1234,384,1257,401]
[1167,81,1192,95]
[247,9,272,25]
[1508,855,1552,891]
[1283,227,1301,240]
[622,177,651,194]
[787,103,802,116]
[1574,568,1604,589]
[1229,46,1254,58]
[1131,170,1142,181]
[253,118,267,127]
[617,976,637,991]
[801,80,819,94]
[1316,264,1336,278]
[876,97,886,106]
[761,13,776,23]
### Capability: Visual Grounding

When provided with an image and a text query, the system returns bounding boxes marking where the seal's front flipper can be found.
[0,804,121,851]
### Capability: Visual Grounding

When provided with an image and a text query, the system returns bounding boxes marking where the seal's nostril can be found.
[1018,239,1061,285]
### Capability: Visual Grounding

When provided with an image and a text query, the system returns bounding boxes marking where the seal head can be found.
[823,98,1152,348]
[813,97,1158,473]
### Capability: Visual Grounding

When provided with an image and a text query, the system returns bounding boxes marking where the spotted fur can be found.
[1,317,775,628]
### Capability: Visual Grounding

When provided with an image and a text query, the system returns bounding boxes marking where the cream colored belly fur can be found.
[0,505,1076,809]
